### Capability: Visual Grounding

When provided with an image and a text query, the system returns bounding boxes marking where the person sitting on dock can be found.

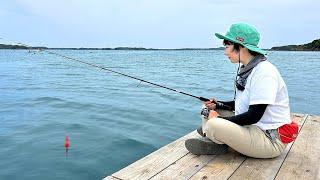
[185,23,295,158]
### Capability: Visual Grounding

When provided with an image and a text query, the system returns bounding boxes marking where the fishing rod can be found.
[13,42,214,101]
[47,51,212,101]
[2,39,233,109]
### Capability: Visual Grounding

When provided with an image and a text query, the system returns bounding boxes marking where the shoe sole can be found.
[185,138,228,155]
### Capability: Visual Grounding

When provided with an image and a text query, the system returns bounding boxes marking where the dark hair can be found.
[223,40,261,56]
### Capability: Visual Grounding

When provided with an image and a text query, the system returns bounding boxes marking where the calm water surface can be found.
[0,50,319,179]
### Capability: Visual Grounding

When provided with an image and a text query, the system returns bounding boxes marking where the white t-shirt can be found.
[235,61,291,130]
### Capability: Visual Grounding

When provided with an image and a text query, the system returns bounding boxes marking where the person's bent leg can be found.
[205,118,286,158]
[201,108,234,141]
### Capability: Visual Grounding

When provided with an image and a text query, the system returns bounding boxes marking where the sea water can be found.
[0,50,319,179]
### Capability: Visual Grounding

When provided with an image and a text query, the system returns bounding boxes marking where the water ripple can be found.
[0,49,319,180]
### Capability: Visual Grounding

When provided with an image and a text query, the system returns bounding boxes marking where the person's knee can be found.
[206,118,230,136]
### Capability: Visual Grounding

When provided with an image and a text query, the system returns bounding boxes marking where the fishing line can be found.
[1,38,216,103]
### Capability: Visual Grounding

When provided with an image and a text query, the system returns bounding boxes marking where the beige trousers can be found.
[202,109,287,158]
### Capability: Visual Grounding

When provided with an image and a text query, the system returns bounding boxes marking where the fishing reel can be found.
[200,107,210,119]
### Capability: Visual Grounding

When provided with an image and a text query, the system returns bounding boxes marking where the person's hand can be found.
[203,98,217,110]
[208,110,219,119]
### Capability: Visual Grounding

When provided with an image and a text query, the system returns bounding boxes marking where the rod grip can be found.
[199,97,210,102]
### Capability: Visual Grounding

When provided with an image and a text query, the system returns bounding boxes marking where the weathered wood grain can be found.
[189,150,246,180]
[151,153,216,180]
[111,131,199,180]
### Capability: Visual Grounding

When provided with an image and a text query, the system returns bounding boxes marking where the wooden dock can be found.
[104,114,320,180]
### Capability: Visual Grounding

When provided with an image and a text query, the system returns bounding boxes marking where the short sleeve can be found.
[249,73,278,105]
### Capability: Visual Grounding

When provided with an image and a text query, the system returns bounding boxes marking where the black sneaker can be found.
[197,126,206,137]
[185,137,228,155]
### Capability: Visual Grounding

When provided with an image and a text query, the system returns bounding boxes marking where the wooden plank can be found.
[275,115,320,180]
[150,153,216,180]
[103,176,121,180]
[228,114,307,180]
[111,131,199,180]
[190,150,246,180]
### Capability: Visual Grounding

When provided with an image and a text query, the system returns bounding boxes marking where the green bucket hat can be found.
[215,23,266,55]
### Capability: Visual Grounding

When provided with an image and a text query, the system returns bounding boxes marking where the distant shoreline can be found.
[0,44,266,51]
[1,38,319,51]
[0,44,226,50]
[271,39,319,51]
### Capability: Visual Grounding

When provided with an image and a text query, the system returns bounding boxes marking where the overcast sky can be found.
[1,0,319,48]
